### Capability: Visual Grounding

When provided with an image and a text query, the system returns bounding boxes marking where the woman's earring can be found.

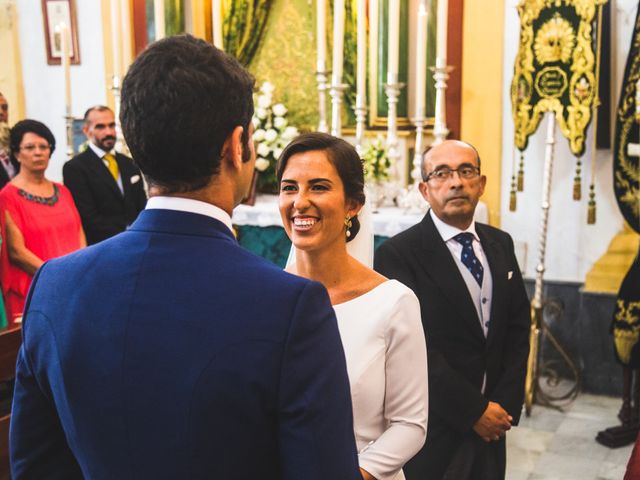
[344,216,353,238]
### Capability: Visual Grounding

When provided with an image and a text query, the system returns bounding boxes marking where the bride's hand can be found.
[359,467,376,480]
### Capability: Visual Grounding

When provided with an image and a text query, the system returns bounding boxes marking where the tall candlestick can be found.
[354,0,368,149]
[436,0,448,64]
[154,0,165,40]
[332,0,345,85]
[316,0,327,72]
[58,23,71,115]
[387,0,400,82]
[356,0,366,98]
[415,1,428,117]
[110,0,121,79]
[212,0,224,49]
[330,0,346,137]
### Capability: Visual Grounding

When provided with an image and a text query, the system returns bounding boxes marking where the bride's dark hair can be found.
[276,132,365,242]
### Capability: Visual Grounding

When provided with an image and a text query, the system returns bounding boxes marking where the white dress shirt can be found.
[145,196,234,235]
[88,142,124,193]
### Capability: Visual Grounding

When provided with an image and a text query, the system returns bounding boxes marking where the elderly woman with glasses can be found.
[0,120,85,324]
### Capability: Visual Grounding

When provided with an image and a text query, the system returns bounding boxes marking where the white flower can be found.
[272,103,287,117]
[255,158,270,172]
[273,116,287,129]
[257,95,271,109]
[260,81,275,94]
[255,107,267,120]
[282,126,298,140]
[273,147,283,159]
[257,142,271,157]
[251,117,260,128]
[265,129,278,142]
[253,128,266,142]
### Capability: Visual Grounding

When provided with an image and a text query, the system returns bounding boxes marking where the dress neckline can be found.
[333,279,396,308]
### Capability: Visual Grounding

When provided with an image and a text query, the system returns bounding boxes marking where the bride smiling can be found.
[277,132,428,480]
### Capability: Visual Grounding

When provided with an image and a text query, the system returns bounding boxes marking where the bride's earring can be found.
[344,216,353,238]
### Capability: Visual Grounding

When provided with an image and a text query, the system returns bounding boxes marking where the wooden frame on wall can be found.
[41,0,80,65]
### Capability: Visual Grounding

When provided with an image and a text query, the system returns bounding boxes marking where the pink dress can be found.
[0,182,82,324]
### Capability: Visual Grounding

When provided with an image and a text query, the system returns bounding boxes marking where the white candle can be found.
[317,0,327,71]
[120,0,133,68]
[58,23,72,115]
[110,0,121,79]
[332,0,345,85]
[388,0,400,82]
[415,1,428,117]
[436,0,448,62]
[212,0,224,50]
[356,0,366,101]
[154,0,165,40]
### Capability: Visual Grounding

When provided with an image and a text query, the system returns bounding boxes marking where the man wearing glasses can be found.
[375,140,530,480]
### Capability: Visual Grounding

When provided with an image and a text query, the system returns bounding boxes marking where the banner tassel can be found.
[573,157,582,200]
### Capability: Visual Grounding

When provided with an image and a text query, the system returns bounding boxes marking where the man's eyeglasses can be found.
[20,144,51,152]
[424,165,480,183]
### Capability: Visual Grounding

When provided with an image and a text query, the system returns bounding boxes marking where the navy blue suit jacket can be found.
[10,208,360,479]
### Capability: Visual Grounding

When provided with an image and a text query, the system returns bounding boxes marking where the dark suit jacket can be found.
[374,211,530,479]
[0,155,19,189]
[10,209,360,479]
[63,148,147,245]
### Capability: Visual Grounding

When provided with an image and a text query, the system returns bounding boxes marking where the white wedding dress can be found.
[333,280,428,480]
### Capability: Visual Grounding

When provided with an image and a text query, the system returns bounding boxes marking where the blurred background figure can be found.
[0,120,85,324]
[0,122,19,190]
[0,92,8,123]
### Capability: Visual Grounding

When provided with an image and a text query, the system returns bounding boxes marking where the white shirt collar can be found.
[88,141,112,159]
[429,209,480,243]
[145,196,234,234]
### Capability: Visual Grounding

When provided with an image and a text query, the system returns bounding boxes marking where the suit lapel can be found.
[86,149,123,199]
[414,212,485,341]
[477,225,508,346]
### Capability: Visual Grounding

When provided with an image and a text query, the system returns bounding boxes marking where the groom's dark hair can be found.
[121,34,255,193]
[276,132,365,242]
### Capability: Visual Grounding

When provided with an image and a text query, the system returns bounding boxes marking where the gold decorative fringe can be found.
[587,183,596,224]
[517,152,525,191]
[573,179,582,200]
[510,175,517,211]
[573,157,582,201]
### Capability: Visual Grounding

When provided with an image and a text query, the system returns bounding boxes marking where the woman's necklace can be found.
[18,183,59,206]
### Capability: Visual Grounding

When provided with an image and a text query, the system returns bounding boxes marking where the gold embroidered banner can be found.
[511,0,607,156]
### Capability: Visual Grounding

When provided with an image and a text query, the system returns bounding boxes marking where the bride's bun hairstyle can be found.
[276,132,365,242]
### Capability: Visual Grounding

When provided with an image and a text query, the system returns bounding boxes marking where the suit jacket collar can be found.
[129,208,237,243]
[415,211,485,340]
[84,148,124,199]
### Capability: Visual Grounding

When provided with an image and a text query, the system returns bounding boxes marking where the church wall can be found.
[499,0,634,283]
[16,0,107,182]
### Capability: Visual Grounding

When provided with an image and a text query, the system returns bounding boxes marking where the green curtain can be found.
[223,0,274,66]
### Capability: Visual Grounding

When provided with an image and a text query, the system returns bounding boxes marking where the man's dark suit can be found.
[374,211,530,479]
[0,155,18,189]
[63,148,147,244]
[10,208,360,479]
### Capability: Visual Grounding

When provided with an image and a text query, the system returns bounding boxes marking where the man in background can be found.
[63,105,146,244]
[0,92,8,123]
[375,140,530,480]
[0,92,18,189]
[10,35,360,479]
